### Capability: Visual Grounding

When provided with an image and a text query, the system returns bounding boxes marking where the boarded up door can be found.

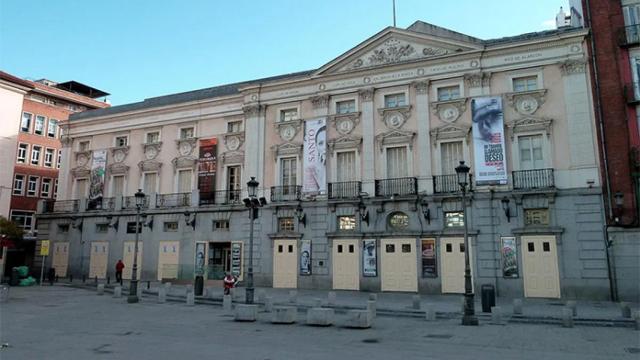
[440,237,474,294]
[332,239,359,290]
[158,241,180,281]
[522,235,561,298]
[380,238,418,292]
[89,242,108,279]
[122,242,143,280]
[52,242,69,277]
[273,240,297,288]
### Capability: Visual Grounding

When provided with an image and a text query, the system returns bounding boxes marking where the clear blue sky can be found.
[0,0,567,105]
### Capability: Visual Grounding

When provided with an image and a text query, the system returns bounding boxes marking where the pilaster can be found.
[413,80,433,193]
[359,88,375,195]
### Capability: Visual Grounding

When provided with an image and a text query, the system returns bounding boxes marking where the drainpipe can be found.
[490,189,500,298]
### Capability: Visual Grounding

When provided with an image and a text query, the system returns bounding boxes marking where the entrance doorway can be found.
[207,242,231,280]
[273,240,297,288]
[380,238,417,292]
[332,239,359,290]
[89,241,108,279]
[440,237,474,294]
[52,242,69,277]
[522,235,561,298]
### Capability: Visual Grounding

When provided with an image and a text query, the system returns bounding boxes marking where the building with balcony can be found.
[35,19,611,300]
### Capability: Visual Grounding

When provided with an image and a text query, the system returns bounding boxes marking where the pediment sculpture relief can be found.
[343,38,451,71]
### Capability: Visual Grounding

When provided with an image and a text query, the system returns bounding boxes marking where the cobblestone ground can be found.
[1,286,639,360]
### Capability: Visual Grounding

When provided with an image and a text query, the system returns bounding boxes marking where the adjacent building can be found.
[36,20,613,300]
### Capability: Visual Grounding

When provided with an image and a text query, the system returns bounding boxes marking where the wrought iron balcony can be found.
[328,181,362,200]
[512,168,555,190]
[86,197,115,211]
[619,24,640,47]
[433,174,474,194]
[374,177,418,197]
[157,193,191,208]
[199,189,242,206]
[270,185,302,202]
[43,199,79,213]
[122,195,150,210]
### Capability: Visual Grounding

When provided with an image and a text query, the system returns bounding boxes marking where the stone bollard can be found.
[633,311,640,331]
[562,307,574,328]
[206,287,215,299]
[620,302,631,318]
[97,284,105,295]
[223,294,232,314]
[368,293,378,301]
[328,291,336,306]
[288,290,297,304]
[566,300,577,317]
[412,295,421,310]
[272,306,297,324]
[158,287,166,303]
[367,300,377,319]
[491,306,503,325]
[257,289,266,303]
[460,297,466,313]
[0,285,9,303]
[264,296,274,313]
[186,284,194,295]
[312,298,322,308]
[186,292,195,306]
[513,299,523,315]
[234,304,258,322]
[425,304,436,321]
[113,286,122,298]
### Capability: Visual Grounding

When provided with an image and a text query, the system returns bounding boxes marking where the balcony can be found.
[433,174,474,194]
[328,181,362,200]
[43,200,79,213]
[122,195,150,210]
[270,185,302,202]
[623,82,640,105]
[86,197,115,211]
[199,190,242,206]
[618,24,640,47]
[375,177,417,197]
[512,168,554,190]
[156,193,191,208]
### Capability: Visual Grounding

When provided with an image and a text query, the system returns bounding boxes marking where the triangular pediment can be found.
[315,27,481,75]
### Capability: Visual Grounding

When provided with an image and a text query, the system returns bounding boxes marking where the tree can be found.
[0,216,24,242]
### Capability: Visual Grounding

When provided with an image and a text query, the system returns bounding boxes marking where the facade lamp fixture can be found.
[183,210,196,230]
[358,199,369,226]
[501,196,511,222]
[420,198,431,224]
[296,203,306,228]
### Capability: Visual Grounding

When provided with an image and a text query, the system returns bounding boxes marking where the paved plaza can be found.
[0,286,639,359]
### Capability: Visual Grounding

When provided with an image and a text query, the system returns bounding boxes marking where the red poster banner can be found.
[198,138,217,204]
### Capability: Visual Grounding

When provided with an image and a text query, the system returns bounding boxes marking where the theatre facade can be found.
[36,21,611,300]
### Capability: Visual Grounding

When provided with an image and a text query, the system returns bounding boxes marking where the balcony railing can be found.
[328,181,362,200]
[270,185,302,202]
[157,193,191,208]
[43,199,79,213]
[122,195,150,210]
[433,174,474,194]
[375,177,418,197]
[512,168,554,190]
[619,24,640,46]
[86,197,115,211]
[199,190,242,206]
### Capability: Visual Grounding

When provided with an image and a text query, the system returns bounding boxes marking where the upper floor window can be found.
[44,148,54,167]
[623,5,640,26]
[34,115,46,135]
[280,108,298,122]
[337,215,356,231]
[115,136,128,147]
[27,176,39,197]
[17,143,28,163]
[47,119,58,138]
[57,150,62,169]
[146,131,160,144]
[444,211,465,227]
[78,141,90,152]
[518,134,544,170]
[513,76,538,92]
[227,121,243,133]
[180,127,195,139]
[336,100,356,114]
[437,86,461,101]
[31,146,41,165]
[278,217,295,232]
[384,93,406,108]
[13,174,24,195]
[10,211,34,231]
[21,113,32,132]
[386,146,408,178]
[336,151,357,182]
[41,178,52,198]
[280,157,297,186]
[440,141,463,175]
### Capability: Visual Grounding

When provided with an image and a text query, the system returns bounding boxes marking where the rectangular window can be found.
[164,222,179,232]
[524,208,550,225]
[444,211,465,227]
[278,217,295,232]
[384,93,406,108]
[180,127,195,139]
[17,144,28,163]
[10,211,34,231]
[280,108,298,122]
[57,150,62,169]
[54,179,58,198]
[78,141,90,151]
[213,220,230,230]
[111,175,124,197]
[518,135,544,170]
[143,172,158,194]
[437,85,461,101]
[21,112,32,132]
[227,121,243,133]
[177,169,192,193]
[386,146,408,178]
[27,176,39,196]
[280,157,297,186]
[58,224,69,233]
[336,151,357,182]
[386,244,395,253]
[95,223,109,233]
[146,131,160,144]
[13,175,24,195]
[41,178,52,198]
[336,100,356,114]
[74,178,88,198]
[338,215,356,231]
[513,76,538,92]
[441,141,463,175]
[31,146,41,165]
[47,119,58,138]
[227,166,241,192]
[402,244,411,253]
[115,136,128,147]
[44,148,54,167]
[34,115,45,135]
[126,222,142,234]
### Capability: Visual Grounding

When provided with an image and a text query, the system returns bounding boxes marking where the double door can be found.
[440,237,474,294]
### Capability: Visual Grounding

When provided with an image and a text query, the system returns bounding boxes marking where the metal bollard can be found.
[620,302,631,318]
[412,295,421,310]
[566,300,577,317]
[491,306,503,325]
[513,299,523,315]
[562,307,574,328]
[328,291,336,306]
[425,304,436,321]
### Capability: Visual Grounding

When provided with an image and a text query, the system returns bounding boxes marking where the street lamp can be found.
[127,189,145,304]
[243,177,266,304]
[455,160,478,326]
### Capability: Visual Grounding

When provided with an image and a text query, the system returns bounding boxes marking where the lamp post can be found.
[455,161,478,326]
[127,189,146,304]
[243,177,266,304]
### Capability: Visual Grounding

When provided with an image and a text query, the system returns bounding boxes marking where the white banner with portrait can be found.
[88,149,107,209]
[362,239,377,277]
[471,97,508,185]
[300,240,311,275]
[303,118,326,194]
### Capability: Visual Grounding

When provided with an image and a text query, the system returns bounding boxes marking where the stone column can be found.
[413,81,432,193]
[359,88,375,195]
[57,136,73,200]
[243,104,266,185]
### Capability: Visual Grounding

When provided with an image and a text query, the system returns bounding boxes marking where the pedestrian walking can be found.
[223,272,236,295]
[115,260,124,284]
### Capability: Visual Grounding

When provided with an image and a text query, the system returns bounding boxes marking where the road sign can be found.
[40,240,50,256]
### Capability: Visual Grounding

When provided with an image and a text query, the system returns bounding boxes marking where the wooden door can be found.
[273,240,297,288]
[522,235,561,298]
[380,238,417,292]
[332,239,359,290]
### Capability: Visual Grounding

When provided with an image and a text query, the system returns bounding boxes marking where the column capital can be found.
[242,104,265,117]
[559,59,587,76]
[359,88,374,102]
[412,80,430,95]
[310,94,330,110]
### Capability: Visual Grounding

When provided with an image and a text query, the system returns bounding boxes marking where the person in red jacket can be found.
[223,272,236,295]
[115,260,125,284]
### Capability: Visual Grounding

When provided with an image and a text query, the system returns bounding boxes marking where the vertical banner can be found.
[300,240,312,275]
[362,239,377,277]
[471,97,508,185]
[303,118,327,194]
[194,242,205,276]
[421,239,437,277]
[198,138,217,204]
[89,149,107,209]
[501,236,518,278]
[231,241,243,280]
